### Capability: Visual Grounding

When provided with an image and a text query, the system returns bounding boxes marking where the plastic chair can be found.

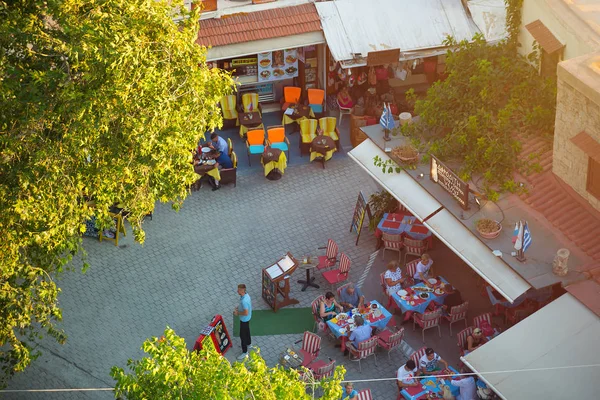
[245,129,265,166]
[409,346,428,366]
[413,308,442,342]
[317,239,338,270]
[322,253,351,290]
[266,125,290,158]
[356,389,373,400]
[403,238,428,264]
[376,327,405,360]
[281,86,302,110]
[443,301,469,336]
[220,151,237,187]
[220,95,238,126]
[308,88,325,115]
[457,326,474,357]
[348,336,377,372]
[307,358,335,379]
[382,233,403,261]
[473,313,492,329]
[294,331,321,367]
[299,119,317,156]
[227,137,233,157]
[311,295,326,332]
[318,117,340,150]
[336,97,352,126]
[240,92,262,114]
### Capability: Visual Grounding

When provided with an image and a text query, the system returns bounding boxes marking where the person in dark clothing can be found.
[440,284,464,310]
[207,151,233,191]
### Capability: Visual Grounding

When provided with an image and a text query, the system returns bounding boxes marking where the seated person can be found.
[337,85,353,109]
[413,253,434,285]
[397,359,421,391]
[339,283,365,311]
[341,382,358,400]
[419,347,449,375]
[319,291,342,322]
[347,316,372,349]
[448,367,477,400]
[206,151,233,191]
[384,261,406,296]
[465,328,487,355]
[431,284,463,312]
[208,133,229,155]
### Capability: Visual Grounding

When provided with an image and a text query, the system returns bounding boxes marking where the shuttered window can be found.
[587,157,600,200]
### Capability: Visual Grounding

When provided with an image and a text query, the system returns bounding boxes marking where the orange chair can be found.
[245,129,265,166]
[281,86,302,110]
[266,125,290,158]
[308,88,325,115]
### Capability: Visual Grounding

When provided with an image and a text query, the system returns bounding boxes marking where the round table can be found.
[297,255,320,291]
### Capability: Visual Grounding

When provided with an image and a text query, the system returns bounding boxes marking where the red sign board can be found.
[193,314,232,355]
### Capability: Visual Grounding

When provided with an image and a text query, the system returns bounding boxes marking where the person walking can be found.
[234,283,252,361]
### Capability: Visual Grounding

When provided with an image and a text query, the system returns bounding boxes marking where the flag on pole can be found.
[514,220,524,251]
[379,102,390,130]
[523,221,532,252]
[512,222,519,244]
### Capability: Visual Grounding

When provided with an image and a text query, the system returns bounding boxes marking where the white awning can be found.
[462,294,600,400]
[348,139,530,302]
[205,31,325,61]
[467,0,508,43]
[315,0,481,65]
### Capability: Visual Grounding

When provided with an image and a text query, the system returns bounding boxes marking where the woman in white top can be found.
[413,253,434,284]
[384,261,406,295]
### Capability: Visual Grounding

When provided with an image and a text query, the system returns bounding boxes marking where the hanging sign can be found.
[430,155,470,210]
[257,49,299,83]
[350,191,372,245]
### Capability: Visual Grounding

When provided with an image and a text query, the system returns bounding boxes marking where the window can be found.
[587,158,600,200]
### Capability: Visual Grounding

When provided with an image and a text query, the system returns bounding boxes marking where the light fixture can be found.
[418,173,424,179]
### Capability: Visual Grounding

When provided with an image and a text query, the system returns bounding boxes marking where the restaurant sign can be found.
[231,57,257,67]
[430,155,469,210]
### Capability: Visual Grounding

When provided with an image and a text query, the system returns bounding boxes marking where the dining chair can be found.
[356,389,373,400]
[409,346,428,366]
[413,308,442,342]
[403,237,428,264]
[382,233,403,261]
[299,118,318,156]
[457,326,474,357]
[318,117,340,150]
[336,97,352,126]
[336,282,352,300]
[245,129,265,166]
[307,88,325,115]
[240,92,261,114]
[317,239,339,270]
[403,259,419,287]
[321,253,351,290]
[311,295,326,333]
[443,301,469,336]
[227,137,233,157]
[376,327,405,360]
[220,95,238,126]
[219,150,237,187]
[348,336,378,372]
[294,331,321,367]
[473,312,492,329]
[307,358,335,380]
[379,272,395,309]
[266,125,290,159]
[281,86,302,111]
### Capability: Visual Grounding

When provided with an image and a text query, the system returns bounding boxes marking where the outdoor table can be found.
[310,135,337,163]
[282,104,315,128]
[279,347,304,369]
[261,147,287,178]
[194,159,221,181]
[239,111,264,138]
[297,254,320,291]
[391,277,449,314]
[400,367,460,400]
[326,300,392,352]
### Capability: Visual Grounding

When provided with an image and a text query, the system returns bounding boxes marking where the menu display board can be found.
[350,191,371,245]
[193,314,232,355]
[430,155,470,210]
[258,49,299,83]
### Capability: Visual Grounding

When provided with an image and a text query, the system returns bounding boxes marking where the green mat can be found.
[233,308,314,337]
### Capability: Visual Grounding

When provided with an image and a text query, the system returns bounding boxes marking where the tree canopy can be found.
[111,328,345,400]
[0,0,233,383]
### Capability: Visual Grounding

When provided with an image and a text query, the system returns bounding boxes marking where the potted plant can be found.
[476,218,502,239]
[391,145,418,163]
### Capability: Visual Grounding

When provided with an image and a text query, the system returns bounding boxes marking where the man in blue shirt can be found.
[348,315,372,350]
[234,284,252,360]
[339,283,365,311]
[208,151,233,191]
[209,133,228,155]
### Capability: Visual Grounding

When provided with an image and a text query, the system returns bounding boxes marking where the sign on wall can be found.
[350,191,372,245]
[257,49,299,83]
[430,155,470,210]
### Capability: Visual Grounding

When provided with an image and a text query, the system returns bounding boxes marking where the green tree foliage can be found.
[0,0,233,382]
[405,34,556,198]
[111,328,345,400]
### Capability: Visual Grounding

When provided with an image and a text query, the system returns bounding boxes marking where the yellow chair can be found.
[220,95,239,126]
[227,137,233,157]
[299,119,318,157]
[267,125,290,159]
[308,89,325,115]
[281,86,302,111]
[246,129,265,166]
[319,117,340,150]
[240,92,262,114]
[220,151,237,187]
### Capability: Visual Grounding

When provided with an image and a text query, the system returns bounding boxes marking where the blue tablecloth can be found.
[401,366,460,400]
[377,214,433,241]
[326,300,392,339]
[392,277,449,314]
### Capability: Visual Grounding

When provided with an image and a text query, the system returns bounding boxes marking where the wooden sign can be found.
[261,252,299,312]
[430,155,470,210]
[367,49,400,66]
[231,57,257,67]
[350,191,372,245]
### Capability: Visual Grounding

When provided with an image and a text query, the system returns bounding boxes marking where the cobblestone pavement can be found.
[4,152,415,399]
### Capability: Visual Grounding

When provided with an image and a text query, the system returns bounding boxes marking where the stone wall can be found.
[553,52,600,211]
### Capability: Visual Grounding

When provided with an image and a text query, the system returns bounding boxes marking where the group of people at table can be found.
[193,133,233,191]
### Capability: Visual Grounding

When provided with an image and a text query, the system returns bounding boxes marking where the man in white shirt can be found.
[397,359,421,391]
[413,253,434,284]
[419,347,449,375]
[448,367,477,400]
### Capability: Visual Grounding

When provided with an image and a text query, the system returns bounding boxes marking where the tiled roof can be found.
[197,3,322,47]
[571,131,600,163]
[525,19,564,55]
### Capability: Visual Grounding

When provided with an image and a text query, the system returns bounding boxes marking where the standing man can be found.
[233,284,252,361]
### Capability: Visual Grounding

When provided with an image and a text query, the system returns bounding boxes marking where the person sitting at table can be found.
[448,367,477,400]
[337,85,353,109]
[430,284,463,312]
[419,347,449,375]
[339,283,365,311]
[341,382,358,400]
[465,328,487,355]
[384,261,406,296]
[397,359,421,391]
[320,291,342,322]
[413,253,434,285]
[206,150,233,191]
[347,315,372,349]
[208,133,229,155]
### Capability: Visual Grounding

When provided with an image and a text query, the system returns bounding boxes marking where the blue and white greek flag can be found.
[523,222,532,252]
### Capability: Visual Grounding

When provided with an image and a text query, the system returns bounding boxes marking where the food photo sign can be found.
[258,49,298,83]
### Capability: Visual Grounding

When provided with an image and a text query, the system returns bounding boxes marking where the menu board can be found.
[350,191,371,245]
[258,49,299,83]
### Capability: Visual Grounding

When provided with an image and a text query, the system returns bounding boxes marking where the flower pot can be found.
[476,220,502,239]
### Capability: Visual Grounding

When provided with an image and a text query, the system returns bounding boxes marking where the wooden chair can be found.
[219,95,238,127]
[348,336,378,372]
[443,301,469,336]
[322,252,351,290]
[376,327,405,360]
[382,233,403,262]
[473,312,492,329]
[317,239,339,271]
[266,125,290,159]
[379,272,395,309]
[307,88,325,115]
[245,129,265,166]
[294,331,321,367]
[318,117,340,150]
[220,151,237,187]
[409,346,428,366]
[281,86,302,111]
[307,358,335,380]
[336,97,352,126]
[457,326,474,357]
[299,118,317,156]
[413,308,442,342]
[356,389,373,400]
[239,92,262,114]
[311,295,325,333]
[403,238,428,264]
